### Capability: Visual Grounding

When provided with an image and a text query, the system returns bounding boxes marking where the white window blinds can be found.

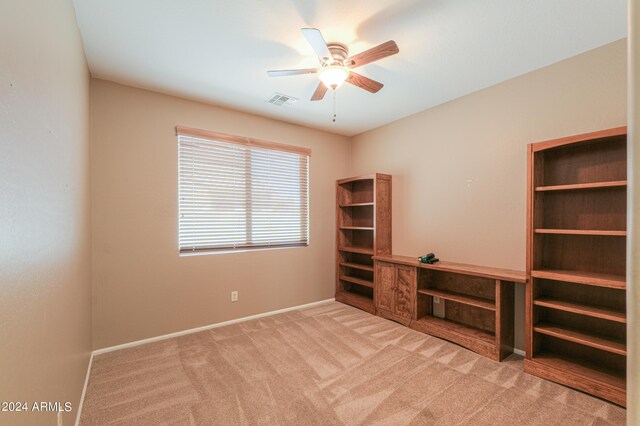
[177,127,310,253]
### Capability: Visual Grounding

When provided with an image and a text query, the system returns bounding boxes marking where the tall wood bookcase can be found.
[335,173,391,314]
[525,127,627,406]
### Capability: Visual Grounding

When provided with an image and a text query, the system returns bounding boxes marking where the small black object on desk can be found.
[418,253,439,264]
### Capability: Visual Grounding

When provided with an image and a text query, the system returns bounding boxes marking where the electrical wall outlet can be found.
[231,291,238,302]
[433,296,440,304]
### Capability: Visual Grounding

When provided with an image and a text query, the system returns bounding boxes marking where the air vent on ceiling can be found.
[266,93,298,107]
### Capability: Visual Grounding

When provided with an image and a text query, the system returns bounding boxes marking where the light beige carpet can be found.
[80,302,625,425]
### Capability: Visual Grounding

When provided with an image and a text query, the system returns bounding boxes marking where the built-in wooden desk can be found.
[373,255,526,362]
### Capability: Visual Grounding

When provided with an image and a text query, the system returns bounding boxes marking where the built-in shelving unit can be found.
[373,255,525,362]
[414,260,525,361]
[335,174,391,314]
[525,126,627,407]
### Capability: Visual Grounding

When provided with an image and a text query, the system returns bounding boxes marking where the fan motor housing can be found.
[327,43,348,64]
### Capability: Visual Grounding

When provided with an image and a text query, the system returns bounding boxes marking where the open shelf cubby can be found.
[526,126,628,406]
[537,131,626,187]
[534,186,626,231]
[535,233,626,277]
[411,264,524,361]
[526,335,626,406]
[533,278,626,323]
[533,307,626,356]
[335,174,391,314]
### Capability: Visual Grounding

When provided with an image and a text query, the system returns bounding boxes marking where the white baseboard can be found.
[74,351,94,426]
[513,348,525,356]
[92,298,335,356]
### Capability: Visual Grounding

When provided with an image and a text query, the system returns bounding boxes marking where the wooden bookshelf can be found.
[336,174,391,314]
[374,255,525,362]
[525,126,627,406]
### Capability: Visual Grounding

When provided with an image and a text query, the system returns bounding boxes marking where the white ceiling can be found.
[73,0,627,136]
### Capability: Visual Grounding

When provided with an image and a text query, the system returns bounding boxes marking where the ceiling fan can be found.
[267,28,399,101]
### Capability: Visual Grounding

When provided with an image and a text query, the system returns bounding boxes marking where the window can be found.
[177,126,310,254]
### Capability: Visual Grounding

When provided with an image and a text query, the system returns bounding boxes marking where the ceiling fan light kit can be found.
[318,66,350,89]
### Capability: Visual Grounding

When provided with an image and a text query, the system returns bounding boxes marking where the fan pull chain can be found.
[332,89,336,122]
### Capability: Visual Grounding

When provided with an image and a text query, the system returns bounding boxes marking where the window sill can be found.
[179,244,309,257]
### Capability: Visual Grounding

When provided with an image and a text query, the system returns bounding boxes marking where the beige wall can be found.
[90,79,350,349]
[0,0,92,425]
[350,40,627,351]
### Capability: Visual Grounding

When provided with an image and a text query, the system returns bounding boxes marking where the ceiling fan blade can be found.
[310,82,328,101]
[301,28,332,62]
[346,72,384,93]
[267,68,317,77]
[345,40,399,69]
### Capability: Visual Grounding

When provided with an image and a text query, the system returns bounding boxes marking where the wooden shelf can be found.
[531,269,626,289]
[412,316,495,349]
[418,288,496,311]
[338,246,374,255]
[535,180,627,192]
[534,297,626,323]
[533,322,626,356]
[339,262,374,272]
[534,229,626,237]
[339,202,374,207]
[525,352,625,405]
[340,226,374,231]
[340,275,374,288]
[335,291,374,314]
